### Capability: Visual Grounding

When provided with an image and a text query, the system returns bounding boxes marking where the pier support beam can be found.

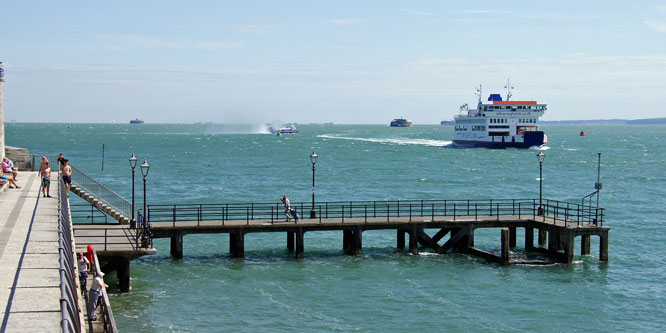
[501,229,510,266]
[538,229,547,247]
[599,232,609,262]
[343,230,352,253]
[229,232,244,258]
[287,232,294,253]
[295,228,304,259]
[548,230,560,252]
[170,234,183,259]
[116,257,131,292]
[581,235,591,256]
[350,227,363,256]
[564,230,575,265]
[408,228,418,255]
[509,227,517,248]
[525,227,534,251]
[397,230,405,249]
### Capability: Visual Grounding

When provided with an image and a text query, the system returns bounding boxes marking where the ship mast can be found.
[475,84,483,111]
[504,78,514,101]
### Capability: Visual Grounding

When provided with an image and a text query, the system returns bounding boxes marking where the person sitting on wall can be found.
[0,168,20,189]
[1,157,18,181]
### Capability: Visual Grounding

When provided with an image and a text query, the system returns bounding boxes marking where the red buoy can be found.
[580,131,586,136]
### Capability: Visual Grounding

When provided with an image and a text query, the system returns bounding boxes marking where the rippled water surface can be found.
[7,123,666,331]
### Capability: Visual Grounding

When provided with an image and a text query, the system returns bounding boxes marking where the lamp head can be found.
[310,151,318,166]
[537,151,545,163]
[129,153,138,169]
[140,159,150,178]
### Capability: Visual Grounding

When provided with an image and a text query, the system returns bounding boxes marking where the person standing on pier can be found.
[57,153,65,169]
[41,161,51,197]
[77,252,90,291]
[87,271,108,321]
[61,159,72,196]
[38,156,49,174]
[282,195,291,221]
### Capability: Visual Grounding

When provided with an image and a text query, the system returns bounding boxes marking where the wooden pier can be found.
[147,199,608,265]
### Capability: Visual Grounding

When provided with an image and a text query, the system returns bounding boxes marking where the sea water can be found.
[6,123,666,331]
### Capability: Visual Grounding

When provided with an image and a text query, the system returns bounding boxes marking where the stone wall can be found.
[5,146,31,170]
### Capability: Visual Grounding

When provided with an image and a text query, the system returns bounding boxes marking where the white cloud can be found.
[644,20,666,33]
[329,18,366,26]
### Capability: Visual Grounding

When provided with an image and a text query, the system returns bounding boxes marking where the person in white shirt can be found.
[87,272,108,321]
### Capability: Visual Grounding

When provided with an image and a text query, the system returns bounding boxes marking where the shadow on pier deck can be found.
[148,199,609,265]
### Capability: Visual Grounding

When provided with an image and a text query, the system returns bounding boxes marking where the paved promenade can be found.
[0,171,63,331]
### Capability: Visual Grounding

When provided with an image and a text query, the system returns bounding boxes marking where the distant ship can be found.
[130,119,144,124]
[269,125,299,134]
[440,119,454,125]
[390,117,413,127]
[452,81,547,149]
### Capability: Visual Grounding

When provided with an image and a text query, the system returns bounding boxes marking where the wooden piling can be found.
[581,235,591,255]
[548,230,559,252]
[295,229,304,259]
[287,231,294,252]
[509,227,517,248]
[501,229,510,266]
[408,228,418,255]
[170,233,183,259]
[343,230,352,253]
[116,257,131,292]
[230,232,244,258]
[351,227,363,255]
[564,230,575,265]
[538,229,547,247]
[525,227,534,250]
[397,229,405,249]
[599,232,609,262]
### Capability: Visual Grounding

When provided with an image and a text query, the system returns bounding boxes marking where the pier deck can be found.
[0,172,78,331]
[147,199,608,264]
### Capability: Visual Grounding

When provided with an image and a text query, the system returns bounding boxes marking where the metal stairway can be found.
[69,165,132,224]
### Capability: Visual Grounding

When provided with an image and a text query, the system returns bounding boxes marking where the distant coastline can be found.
[541,117,666,125]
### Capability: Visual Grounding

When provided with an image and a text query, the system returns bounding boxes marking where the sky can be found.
[1,1,666,124]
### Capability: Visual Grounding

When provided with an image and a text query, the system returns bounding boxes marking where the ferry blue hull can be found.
[453,131,546,149]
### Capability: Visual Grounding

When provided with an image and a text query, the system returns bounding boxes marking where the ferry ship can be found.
[390,118,413,127]
[269,125,299,134]
[129,119,144,124]
[453,82,547,148]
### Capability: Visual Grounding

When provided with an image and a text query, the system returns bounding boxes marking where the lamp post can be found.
[140,159,150,227]
[537,151,545,215]
[129,153,138,228]
[310,151,318,219]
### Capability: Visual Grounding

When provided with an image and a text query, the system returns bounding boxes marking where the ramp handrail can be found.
[57,174,83,332]
[90,250,118,333]
[148,198,604,227]
[70,165,133,221]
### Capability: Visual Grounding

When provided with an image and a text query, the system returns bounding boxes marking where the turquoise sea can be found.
[6,123,666,331]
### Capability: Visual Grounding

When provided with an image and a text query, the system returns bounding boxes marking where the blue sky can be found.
[2,1,666,123]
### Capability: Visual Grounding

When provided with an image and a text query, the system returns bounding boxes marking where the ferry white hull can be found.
[453,131,546,149]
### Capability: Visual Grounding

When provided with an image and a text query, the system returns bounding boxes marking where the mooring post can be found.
[509,227,517,248]
[581,234,591,256]
[295,228,304,259]
[525,227,534,251]
[599,232,609,262]
[408,228,418,255]
[538,229,547,247]
[501,229,510,266]
[170,233,184,259]
[116,257,131,292]
[287,231,295,253]
[564,230,575,264]
[397,229,405,249]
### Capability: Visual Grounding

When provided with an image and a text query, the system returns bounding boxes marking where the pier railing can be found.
[57,175,83,332]
[70,165,133,221]
[90,250,118,333]
[147,198,604,227]
[31,154,61,172]
[73,226,149,251]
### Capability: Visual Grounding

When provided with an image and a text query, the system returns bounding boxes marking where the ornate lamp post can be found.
[140,159,150,227]
[129,153,138,228]
[309,151,318,219]
[537,151,545,216]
